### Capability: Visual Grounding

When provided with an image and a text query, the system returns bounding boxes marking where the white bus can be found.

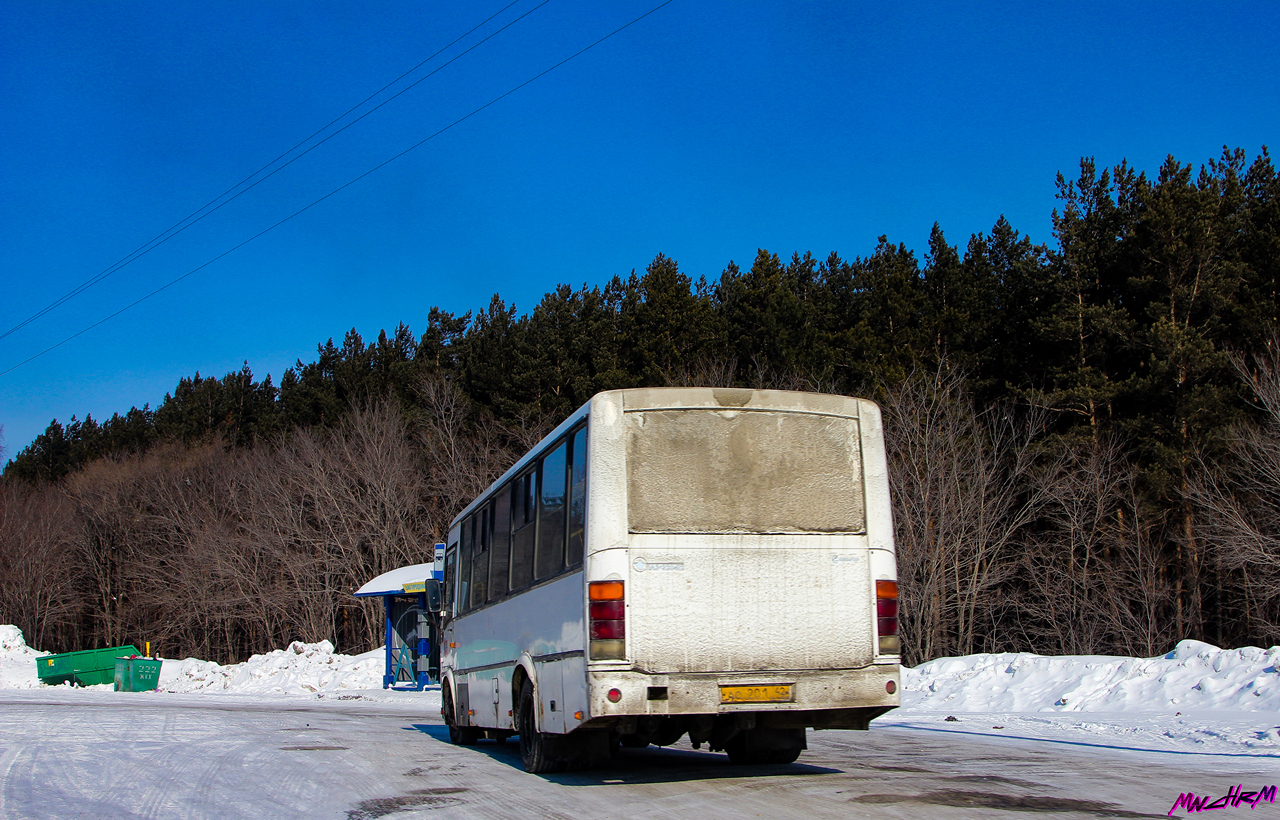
[436,387,900,772]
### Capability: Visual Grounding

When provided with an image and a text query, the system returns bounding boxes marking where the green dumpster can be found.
[36,645,141,687]
[114,656,162,692]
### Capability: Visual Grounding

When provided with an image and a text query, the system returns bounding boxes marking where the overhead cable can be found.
[0,0,532,343]
[0,1,676,380]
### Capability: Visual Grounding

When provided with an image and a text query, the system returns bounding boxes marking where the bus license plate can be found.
[719,684,794,704]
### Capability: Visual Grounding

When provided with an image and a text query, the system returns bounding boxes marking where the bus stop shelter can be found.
[354,550,443,690]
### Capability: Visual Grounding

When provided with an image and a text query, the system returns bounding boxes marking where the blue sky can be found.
[1,1,1277,459]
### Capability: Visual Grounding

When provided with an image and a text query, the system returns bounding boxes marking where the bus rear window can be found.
[625,409,865,534]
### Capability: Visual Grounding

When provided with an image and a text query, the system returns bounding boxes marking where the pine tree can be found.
[716,249,811,385]
[626,254,720,383]
[846,237,925,386]
[919,224,995,379]
[1043,159,1141,439]
[459,295,528,418]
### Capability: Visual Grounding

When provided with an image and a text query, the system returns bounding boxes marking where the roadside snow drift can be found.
[5,626,1280,711]
[0,627,386,696]
[888,639,1280,757]
[3,625,1279,756]
[0,625,48,689]
[158,640,386,695]
[903,639,1280,713]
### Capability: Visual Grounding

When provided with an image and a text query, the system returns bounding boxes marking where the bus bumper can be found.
[583,663,900,729]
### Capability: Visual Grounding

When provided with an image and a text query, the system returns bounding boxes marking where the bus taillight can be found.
[589,581,626,660]
[590,620,625,640]
[876,579,900,655]
[589,600,624,620]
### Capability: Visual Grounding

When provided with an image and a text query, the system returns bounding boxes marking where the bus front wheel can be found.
[442,685,480,746]
[518,680,566,773]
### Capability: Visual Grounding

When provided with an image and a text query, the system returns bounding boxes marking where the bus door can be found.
[442,542,457,679]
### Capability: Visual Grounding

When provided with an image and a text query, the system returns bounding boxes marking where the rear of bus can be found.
[581,387,899,762]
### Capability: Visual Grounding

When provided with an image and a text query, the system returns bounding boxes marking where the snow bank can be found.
[5,624,1280,756]
[0,627,386,696]
[0,625,49,689]
[887,640,1280,757]
[7,626,1280,713]
[902,639,1280,713]
[158,640,386,696]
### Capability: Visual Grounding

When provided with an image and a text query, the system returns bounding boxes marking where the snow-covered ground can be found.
[4,624,1279,759]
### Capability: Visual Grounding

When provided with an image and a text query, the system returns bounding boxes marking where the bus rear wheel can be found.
[518,680,566,773]
[442,685,480,746]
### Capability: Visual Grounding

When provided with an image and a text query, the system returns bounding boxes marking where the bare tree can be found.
[61,456,149,648]
[326,400,430,649]
[1018,436,1177,656]
[881,364,1051,664]
[0,482,82,651]
[126,441,275,662]
[416,373,533,540]
[662,357,738,389]
[0,385,557,663]
[1190,338,1280,645]
[217,399,442,654]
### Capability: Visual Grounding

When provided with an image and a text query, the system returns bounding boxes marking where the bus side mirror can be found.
[425,579,443,613]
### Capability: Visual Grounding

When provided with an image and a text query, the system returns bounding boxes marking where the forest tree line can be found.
[2,147,1279,666]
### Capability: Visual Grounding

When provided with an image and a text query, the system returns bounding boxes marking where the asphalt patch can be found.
[852,789,1168,818]
[346,789,469,819]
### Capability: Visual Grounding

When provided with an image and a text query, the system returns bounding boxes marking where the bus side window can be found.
[524,470,537,524]
[510,471,536,591]
[490,483,512,601]
[536,441,568,581]
[567,425,587,569]
[459,515,473,614]
[471,504,490,609]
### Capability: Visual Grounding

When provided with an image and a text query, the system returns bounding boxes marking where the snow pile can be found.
[902,639,1280,713]
[0,625,49,689]
[5,623,1280,756]
[158,640,386,696]
[0,627,388,697]
[8,625,1280,712]
[890,640,1280,757]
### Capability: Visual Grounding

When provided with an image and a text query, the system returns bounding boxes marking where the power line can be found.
[0,0,676,380]
[0,0,535,344]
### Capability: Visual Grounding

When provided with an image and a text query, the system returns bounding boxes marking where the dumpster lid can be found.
[355,563,436,597]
